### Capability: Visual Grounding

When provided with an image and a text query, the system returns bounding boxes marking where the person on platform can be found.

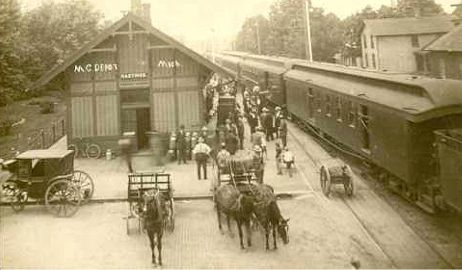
[259,107,273,142]
[248,108,259,134]
[274,106,283,138]
[279,116,288,147]
[275,141,283,175]
[282,147,295,177]
[251,126,267,159]
[176,124,187,164]
[237,115,245,150]
[192,137,211,180]
[119,138,133,173]
[216,143,231,178]
[253,145,265,183]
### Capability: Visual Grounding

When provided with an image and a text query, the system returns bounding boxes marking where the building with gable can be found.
[30,8,229,151]
[360,16,454,73]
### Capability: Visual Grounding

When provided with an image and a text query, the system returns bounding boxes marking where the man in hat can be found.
[274,106,283,138]
[247,108,258,134]
[176,124,187,164]
[192,137,211,180]
[260,107,274,142]
[282,147,295,177]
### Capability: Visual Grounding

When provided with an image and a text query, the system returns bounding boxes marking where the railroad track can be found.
[286,122,455,269]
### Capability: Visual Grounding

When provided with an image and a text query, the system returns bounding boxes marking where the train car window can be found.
[316,91,322,112]
[335,96,342,121]
[348,101,356,127]
[372,54,376,69]
[325,94,331,117]
[363,35,367,48]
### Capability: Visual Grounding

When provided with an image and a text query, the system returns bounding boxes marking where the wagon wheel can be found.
[45,179,81,217]
[343,165,354,197]
[320,166,331,197]
[2,181,28,212]
[71,170,94,204]
[85,144,101,159]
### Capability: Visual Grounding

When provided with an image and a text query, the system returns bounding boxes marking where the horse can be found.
[215,184,255,249]
[141,189,168,266]
[252,184,290,250]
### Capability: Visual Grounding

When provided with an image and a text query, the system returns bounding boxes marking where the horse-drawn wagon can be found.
[1,149,94,217]
[126,172,174,234]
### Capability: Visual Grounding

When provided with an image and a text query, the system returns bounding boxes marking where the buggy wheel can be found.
[2,181,28,212]
[320,166,331,197]
[72,170,94,204]
[68,144,79,159]
[343,165,354,197]
[85,144,101,159]
[45,179,81,217]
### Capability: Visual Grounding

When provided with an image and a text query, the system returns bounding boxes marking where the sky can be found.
[19,0,458,50]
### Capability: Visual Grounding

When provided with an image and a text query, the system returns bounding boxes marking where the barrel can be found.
[146,131,168,166]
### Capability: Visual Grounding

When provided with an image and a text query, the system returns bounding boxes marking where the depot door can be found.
[136,108,150,149]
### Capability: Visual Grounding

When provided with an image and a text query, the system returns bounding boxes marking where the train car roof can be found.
[286,62,462,122]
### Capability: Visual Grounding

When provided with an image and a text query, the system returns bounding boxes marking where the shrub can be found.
[0,119,14,137]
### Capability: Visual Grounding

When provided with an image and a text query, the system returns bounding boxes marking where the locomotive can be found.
[210,51,462,213]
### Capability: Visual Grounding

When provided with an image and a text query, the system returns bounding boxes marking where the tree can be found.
[18,0,104,90]
[0,0,24,104]
[235,15,270,54]
[235,0,343,62]
[396,0,444,17]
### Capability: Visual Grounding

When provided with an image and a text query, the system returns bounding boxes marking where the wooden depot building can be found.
[30,12,228,151]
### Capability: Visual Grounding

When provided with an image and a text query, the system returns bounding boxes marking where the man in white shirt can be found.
[192,137,211,180]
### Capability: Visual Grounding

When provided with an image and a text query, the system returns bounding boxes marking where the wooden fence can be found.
[0,118,66,160]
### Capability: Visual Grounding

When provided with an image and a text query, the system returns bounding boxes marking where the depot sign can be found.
[73,63,118,73]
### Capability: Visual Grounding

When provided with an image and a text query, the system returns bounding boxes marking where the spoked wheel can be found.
[320,166,331,197]
[85,144,101,159]
[343,165,354,197]
[2,181,28,212]
[45,179,81,217]
[71,170,94,204]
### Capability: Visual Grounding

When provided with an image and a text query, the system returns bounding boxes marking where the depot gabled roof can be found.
[29,12,230,91]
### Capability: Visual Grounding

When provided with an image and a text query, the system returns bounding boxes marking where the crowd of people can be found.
[175,75,295,182]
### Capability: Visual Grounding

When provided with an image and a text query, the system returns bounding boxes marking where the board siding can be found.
[71,96,94,138]
[152,92,176,132]
[96,95,119,136]
[178,90,200,129]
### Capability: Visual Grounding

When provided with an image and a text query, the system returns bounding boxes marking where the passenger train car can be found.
[212,51,462,212]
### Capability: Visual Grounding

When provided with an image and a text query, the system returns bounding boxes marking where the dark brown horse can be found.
[142,189,167,266]
[215,184,255,249]
[253,184,290,250]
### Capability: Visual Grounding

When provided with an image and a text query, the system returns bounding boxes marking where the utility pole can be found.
[255,20,262,55]
[304,0,313,62]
